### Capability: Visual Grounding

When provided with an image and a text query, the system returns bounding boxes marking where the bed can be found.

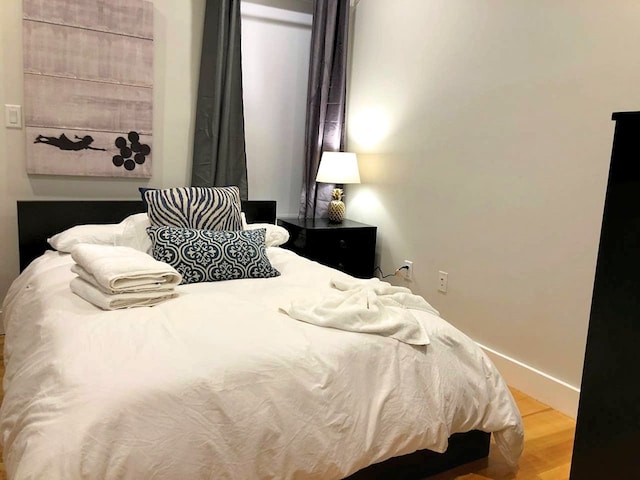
[1,197,523,480]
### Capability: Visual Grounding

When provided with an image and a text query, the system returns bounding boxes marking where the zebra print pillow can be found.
[147,225,280,284]
[144,186,242,231]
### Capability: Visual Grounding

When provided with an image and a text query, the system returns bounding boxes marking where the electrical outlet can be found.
[438,271,448,293]
[403,260,413,281]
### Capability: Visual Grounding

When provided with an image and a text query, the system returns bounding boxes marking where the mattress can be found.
[0,247,523,479]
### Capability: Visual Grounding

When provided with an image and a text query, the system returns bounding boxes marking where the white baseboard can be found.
[477,342,580,419]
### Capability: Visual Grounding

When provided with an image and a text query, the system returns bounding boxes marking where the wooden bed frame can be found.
[14,200,491,479]
[16,200,277,272]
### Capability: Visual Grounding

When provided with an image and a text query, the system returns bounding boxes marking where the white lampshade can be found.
[315,152,361,184]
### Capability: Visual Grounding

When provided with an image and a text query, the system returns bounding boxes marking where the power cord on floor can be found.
[374,265,409,279]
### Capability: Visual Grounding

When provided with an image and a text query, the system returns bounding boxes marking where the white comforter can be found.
[1,248,523,480]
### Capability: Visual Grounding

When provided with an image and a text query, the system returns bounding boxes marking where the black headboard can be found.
[17,200,277,271]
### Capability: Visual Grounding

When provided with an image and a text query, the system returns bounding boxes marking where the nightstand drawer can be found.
[307,230,374,275]
[277,217,377,278]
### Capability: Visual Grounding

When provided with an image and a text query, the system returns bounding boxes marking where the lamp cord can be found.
[374,265,409,279]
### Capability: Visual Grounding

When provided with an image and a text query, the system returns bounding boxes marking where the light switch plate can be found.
[5,104,22,129]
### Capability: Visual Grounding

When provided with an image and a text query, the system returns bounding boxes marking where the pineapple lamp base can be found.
[328,199,346,223]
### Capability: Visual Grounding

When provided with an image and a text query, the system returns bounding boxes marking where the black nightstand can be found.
[277,217,377,278]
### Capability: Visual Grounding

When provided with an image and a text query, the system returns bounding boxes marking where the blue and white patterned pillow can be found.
[144,186,242,231]
[147,225,280,284]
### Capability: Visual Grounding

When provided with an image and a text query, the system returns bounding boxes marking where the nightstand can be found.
[277,217,377,278]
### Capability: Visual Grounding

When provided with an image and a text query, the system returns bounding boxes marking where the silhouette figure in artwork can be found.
[34,134,106,151]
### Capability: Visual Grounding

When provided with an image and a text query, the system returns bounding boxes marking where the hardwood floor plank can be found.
[508,388,549,417]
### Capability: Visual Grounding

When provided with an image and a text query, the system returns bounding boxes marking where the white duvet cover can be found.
[1,248,523,480]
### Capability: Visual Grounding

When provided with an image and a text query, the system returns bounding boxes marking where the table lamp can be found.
[315,152,360,223]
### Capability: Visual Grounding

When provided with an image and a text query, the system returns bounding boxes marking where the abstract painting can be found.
[23,0,154,178]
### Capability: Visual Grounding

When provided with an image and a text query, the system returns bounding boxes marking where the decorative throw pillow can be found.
[138,187,156,210]
[144,186,242,231]
[147,225,280,284]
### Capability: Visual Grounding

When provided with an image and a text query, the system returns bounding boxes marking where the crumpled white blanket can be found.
[281,276,440,345]
[70,277,178,310]
[70,244,181,293]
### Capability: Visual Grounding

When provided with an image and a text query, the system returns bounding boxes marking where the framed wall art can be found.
[23,0,154,178]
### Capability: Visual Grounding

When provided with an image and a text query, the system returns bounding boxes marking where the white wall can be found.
[241,1,311,215]
[346,0,640,417]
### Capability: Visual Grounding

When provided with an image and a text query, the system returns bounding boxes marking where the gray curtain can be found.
[192,0,248,200]
[299,0,350,218]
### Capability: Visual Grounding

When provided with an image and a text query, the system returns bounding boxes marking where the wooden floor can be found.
[0,335,574,480]
[428,388,576,480]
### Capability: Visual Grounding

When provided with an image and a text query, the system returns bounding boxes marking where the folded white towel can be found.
[71,264,177,294]
[281,277,437,345]
[70,244,181,293]
[70,277,178,310]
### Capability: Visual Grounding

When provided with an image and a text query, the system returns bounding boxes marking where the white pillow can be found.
[47,213,153,254]
[243,222,290,247]
[47,223,125,253]
[118,213,152,254]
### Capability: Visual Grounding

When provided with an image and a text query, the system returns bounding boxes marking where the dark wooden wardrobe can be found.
[570,111,640,478]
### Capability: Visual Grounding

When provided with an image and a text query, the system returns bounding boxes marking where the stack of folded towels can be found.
[69,244,182,310]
